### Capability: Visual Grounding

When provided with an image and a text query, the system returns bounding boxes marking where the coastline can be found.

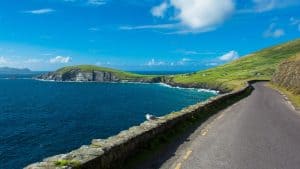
[34,77,220,94]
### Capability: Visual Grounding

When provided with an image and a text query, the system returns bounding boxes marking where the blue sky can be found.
[0,0,299,71]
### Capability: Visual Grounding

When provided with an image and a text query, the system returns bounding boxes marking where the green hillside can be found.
[56,65,156,81]
[171,39,300,91]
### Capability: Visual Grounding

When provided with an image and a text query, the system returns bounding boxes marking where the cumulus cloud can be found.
[122,0,235,34]
[170,0,235,30]
[263,23,285,38]
[219,51,239,61]
[49,56,71,64]
[23,8,55,14]
[151,2,169,18]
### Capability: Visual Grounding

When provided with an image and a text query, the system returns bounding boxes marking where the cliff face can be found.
[271,55,300,94]
[38,69,120,82]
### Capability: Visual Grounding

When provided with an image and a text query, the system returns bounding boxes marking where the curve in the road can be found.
[161,82,300,169]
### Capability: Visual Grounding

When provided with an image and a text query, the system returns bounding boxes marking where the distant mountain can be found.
[0,67,32,74]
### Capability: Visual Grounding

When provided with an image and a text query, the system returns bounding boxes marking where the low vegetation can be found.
[270,54,300,109]
[54,159,80,167]
[269,83,300,110]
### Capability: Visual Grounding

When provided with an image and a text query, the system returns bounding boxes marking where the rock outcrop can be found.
[38,69,120,82]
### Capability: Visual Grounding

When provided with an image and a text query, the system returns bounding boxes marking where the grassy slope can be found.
[54,39,300,91]
[56,65,157,81]
[269,54,300,109]
[172,39,300,91]
[269,83,300,110]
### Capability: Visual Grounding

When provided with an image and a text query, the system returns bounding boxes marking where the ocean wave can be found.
[158,83,219,94]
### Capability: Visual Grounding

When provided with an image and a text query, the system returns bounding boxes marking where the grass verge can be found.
[268,83,300,110]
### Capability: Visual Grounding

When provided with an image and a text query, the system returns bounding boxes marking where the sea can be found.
[0,72,217,169]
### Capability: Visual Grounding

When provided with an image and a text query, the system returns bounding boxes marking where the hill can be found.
[37,65,159,82]
[38,39,300,92]
[169,39,300,92]
[0,67,32,74]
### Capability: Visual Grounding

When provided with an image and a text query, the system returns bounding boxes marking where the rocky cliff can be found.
[271,54,300,94]
[38,69,120,82]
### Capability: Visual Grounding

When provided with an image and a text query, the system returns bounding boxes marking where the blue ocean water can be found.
[0,75,217,169]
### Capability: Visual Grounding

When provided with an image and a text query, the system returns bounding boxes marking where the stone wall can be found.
[25,82,254,169]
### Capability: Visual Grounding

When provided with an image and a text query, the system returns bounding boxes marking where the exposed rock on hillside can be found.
[38,70,119,82]
[37,65,159,83]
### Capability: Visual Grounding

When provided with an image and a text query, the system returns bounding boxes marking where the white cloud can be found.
[25,59,42,64]
[120,24,177,30]
[49,56,71,64]
[256,0,300,11]
[177,58,192,65]
[24,8,55,14]
[175,49,217,55]
[146,59,165,66]
[87,0,106,6]
[263,23,285,38]
[151,2,169,18]
[124,0,234,34]
[0,56,8,65]
[252,0,278,12]
[219,51,239,61]
[240,0,300,13]
[145,58,198,67]
[206,62,219,66]
[0,56,44,68]
[170,0,235,30]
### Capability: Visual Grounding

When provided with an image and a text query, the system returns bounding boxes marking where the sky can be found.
[0,0,299,71]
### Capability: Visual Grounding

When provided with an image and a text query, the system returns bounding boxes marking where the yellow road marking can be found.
[183,150,192,160]
[174,163,182,169]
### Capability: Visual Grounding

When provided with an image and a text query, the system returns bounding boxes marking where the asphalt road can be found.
[159,82,300,169]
